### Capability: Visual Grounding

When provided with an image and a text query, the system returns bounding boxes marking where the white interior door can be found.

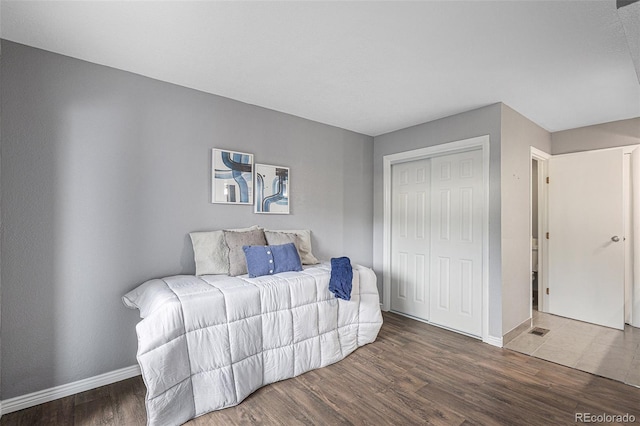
[390,159,430,319]
[429,149,484,337]
[548,149,624,330]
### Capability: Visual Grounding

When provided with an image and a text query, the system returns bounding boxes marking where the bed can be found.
[123,262,383,426]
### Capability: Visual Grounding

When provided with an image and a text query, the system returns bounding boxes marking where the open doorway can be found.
[505,147,640,388]
[531,148,550,315]
[531,146,640,327]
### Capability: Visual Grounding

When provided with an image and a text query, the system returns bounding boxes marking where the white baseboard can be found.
[0,364,141,417]
[483,335,503,348]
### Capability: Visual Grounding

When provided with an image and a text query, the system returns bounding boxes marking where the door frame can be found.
[539,145,639,328]
[382,135,490,342]
[530,147,551,314]
[620,145,638,326]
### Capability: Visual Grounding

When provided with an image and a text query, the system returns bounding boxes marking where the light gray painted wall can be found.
[373,103,504,338]
[500,104,551,335]
[551,118,640,155]
[0,41,373,399]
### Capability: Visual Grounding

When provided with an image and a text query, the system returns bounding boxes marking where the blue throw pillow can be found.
[243,243,303,278]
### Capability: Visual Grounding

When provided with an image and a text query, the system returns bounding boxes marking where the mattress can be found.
[123,262,383,425]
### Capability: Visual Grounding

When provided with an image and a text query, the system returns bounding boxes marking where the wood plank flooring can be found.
[3,312,639,425]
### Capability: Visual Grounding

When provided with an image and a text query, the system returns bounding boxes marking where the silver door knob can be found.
[611,236,620,242]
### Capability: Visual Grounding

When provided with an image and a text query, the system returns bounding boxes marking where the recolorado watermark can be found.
[575,412,636,423]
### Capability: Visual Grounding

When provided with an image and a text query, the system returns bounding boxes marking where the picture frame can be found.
[254,164,290,214]
[211,149,254,204]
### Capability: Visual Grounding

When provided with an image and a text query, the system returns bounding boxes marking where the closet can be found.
[389,148,484,337]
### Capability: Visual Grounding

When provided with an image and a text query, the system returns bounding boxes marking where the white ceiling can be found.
[2,1,639,136]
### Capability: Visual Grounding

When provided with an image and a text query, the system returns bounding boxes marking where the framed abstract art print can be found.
[254,164,290,214]
[211,149,254,204]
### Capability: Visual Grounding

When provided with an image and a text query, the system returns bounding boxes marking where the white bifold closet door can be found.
[390,159,431,320]
[429,149,484,337]
[390,149,483,337]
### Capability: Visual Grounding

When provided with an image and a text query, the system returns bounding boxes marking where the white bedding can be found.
[123,263,383,426]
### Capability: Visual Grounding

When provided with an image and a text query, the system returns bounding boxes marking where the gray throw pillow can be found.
[224,228,267,276]
[264,229,319,265]
[263,231,301,257]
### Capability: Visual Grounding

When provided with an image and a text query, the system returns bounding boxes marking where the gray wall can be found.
[0,41,373,399]
[500,104,551,335]
[552,118,640,155]
[373,103,504,339]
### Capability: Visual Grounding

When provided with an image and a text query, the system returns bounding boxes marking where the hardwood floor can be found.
[3,312,639,425]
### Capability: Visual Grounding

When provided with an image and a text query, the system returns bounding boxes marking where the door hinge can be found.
[546,288,549,295]
[546,176,549,184]
[546,232,549,239]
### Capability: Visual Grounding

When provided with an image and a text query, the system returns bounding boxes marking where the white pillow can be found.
[190,225,260,275]
[264,229,319,265]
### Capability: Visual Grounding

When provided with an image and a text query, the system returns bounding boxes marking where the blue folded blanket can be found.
[329,257,353,301]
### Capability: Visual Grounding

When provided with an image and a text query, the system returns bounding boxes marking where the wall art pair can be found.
[211,148,290,214]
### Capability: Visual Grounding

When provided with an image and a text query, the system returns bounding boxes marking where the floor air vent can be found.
[529,327,550,337]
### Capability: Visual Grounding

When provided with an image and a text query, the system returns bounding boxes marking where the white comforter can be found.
[123,263,383,426]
